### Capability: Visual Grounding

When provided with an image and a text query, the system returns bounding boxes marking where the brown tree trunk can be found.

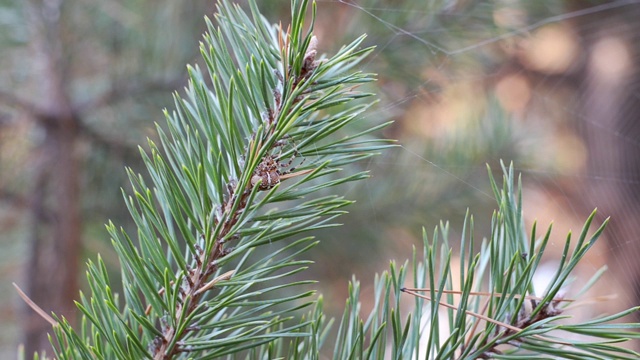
[25,116,81,355]
[22,0,82,355]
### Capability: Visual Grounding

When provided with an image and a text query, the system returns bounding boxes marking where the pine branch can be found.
[331,162,640,360]
[41,0,390,359]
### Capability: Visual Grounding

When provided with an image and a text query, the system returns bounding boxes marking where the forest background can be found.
[1,0,639,356]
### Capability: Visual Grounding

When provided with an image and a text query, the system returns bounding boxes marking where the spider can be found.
[250,142,308,191]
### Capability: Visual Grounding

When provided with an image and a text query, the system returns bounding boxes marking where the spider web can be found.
[307,0,640,330]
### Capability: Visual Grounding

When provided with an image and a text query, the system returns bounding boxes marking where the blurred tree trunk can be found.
[26,115,81,355]
[22,0,81,354]
[573,1,640,327]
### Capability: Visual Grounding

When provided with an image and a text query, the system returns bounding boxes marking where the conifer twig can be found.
[150,26,324,358]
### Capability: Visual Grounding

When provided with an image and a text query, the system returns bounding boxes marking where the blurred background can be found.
[1,0,639,357]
